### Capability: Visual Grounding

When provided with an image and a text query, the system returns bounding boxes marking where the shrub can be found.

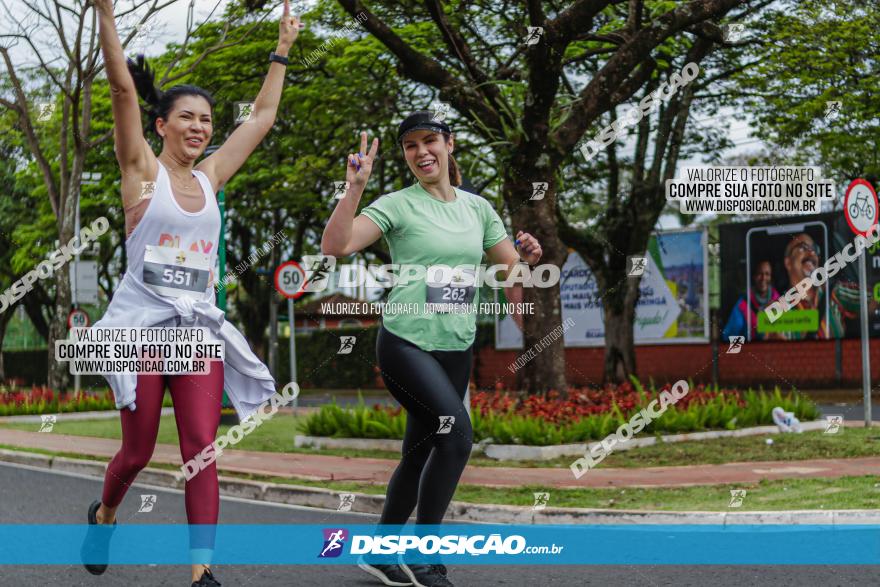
[301,378,822,446]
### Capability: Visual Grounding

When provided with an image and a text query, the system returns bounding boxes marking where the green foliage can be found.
[301,394,406,439]
[303,384,822,446]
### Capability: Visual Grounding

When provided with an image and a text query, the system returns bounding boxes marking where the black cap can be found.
[397,110,452,144]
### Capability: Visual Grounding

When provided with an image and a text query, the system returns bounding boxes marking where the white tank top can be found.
[125,162,221,297]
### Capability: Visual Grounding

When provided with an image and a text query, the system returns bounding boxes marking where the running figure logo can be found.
[532,492,549,510]
[337,336,356,355]
[138,494,157,513]
[430,101,449,122]
[333,181,349,200]
[38,414,56,433]
[722,23,746,42]
[140,181,156,201]
[318,528,348,558]
[824,101,842,121]
[824,415,843,434]
[728,489,747,508]
[235,102,255,124]
[628,256,646,276]
[36,102,56,122]
[530,182,548,201]
[437,416,455,434]
[301,255,336,292]
[337,493,355,512]
[524,27,543,45]
[727,336,744,354]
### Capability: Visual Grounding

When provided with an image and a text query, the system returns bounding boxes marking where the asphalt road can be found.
[1,462,878,586]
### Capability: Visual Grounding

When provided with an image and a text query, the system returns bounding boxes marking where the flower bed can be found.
[0,380,172,416]
[301,379,821,446]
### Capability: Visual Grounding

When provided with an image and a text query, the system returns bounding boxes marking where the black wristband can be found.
[518,257,537,270]
[269,52,289,66]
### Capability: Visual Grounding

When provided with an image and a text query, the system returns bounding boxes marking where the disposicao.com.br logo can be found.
[319,528,563,557]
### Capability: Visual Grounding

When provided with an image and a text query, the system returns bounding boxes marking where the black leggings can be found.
[376,325,474,525]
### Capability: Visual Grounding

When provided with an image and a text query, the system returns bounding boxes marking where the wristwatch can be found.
[269,52,289,66]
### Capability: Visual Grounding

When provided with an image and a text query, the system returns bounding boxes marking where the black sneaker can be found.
[357,555,413,586]
[400,563,453,587]
[81,499,116,575]
[192,567,221,587]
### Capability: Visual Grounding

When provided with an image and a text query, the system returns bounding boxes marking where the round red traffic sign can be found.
[274,261,307,299]
[843,179,879,237]
[67,308,90,329]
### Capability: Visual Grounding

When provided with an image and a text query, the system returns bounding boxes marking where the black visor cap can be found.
[397,110,452,144]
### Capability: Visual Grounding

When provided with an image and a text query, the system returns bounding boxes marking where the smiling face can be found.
[752,261,772,295]
[401,130,453,185]
[783,233,819,285]
[155,95,213,161]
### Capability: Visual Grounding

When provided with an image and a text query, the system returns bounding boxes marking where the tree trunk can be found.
[48,190,76,393]
[0,306,11,381]
[601,279,639,383]
[505,174,567,394]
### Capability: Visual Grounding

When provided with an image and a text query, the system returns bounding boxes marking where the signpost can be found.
[843,179,879,427]
[75,171,102,394]
[274,261,306,410]
[67,308,90,329]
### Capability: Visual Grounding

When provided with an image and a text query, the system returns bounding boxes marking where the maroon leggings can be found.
[102,361,224,525]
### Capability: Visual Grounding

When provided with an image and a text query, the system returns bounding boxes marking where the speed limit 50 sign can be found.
[274,261,307,299]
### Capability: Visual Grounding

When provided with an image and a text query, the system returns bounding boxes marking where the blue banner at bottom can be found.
[3,524,880,565]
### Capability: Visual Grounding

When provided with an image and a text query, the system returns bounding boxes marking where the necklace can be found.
[161,158,198,192]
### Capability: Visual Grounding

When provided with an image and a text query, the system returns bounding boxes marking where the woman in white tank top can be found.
[84,2,301,585]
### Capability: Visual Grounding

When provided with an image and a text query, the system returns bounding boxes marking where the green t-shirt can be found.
[360,182,508,351]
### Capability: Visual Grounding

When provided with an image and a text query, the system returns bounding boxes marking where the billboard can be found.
[496,228,709,349]
[719,212,875,341]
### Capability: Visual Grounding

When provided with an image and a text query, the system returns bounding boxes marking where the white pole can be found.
[859,249,872,427]
[288,297,297,411]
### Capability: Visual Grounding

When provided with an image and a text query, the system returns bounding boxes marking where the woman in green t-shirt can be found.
[322,112,542,587]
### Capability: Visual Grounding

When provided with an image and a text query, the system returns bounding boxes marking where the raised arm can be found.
[94,0,154,199]
[197,0,300,191]
[322,132,382,257]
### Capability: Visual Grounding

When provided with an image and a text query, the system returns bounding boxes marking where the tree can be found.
[332,0,753,387]
[731,0,879,186]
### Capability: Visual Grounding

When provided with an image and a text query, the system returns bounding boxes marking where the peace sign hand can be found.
[347,131,380,188]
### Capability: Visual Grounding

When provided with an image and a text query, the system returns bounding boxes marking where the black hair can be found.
[125,54,215,137]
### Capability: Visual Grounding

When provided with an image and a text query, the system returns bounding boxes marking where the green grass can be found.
[0,413,305,454]
[4,416,878,469]
[1,443,877,511]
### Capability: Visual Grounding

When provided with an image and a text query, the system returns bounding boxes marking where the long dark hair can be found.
[125,55,215,136]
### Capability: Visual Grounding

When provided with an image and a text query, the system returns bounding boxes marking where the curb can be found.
[0,407,176,424]
[2,447,879,524]
[295,419,841,462]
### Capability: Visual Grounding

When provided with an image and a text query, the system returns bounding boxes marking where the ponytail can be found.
[125,54,215,137]
[447,152,462,187]
[443,133,462,187]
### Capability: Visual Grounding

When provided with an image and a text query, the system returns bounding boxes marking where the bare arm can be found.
[94,0,155,201]
[486,231,543,331]
[198,0,300,191]
[321,131,382,257]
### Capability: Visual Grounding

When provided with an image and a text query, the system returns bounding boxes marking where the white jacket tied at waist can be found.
[93,271,277,421]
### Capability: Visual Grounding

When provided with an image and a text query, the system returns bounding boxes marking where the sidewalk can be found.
[1,428,878,488]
